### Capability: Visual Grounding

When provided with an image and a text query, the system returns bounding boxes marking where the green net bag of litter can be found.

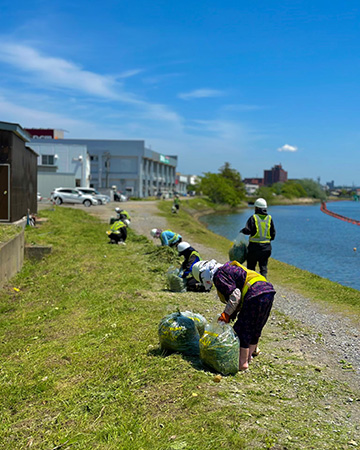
[228,233,248,264]
[158,311,200,355]
[199,322,240,375]
[166,267,187,293]
[181,310,207,337]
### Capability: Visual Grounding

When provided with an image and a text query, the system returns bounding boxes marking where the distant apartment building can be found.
[26,130,178,198]
[263,164,288,186]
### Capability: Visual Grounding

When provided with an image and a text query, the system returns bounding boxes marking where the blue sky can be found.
[1,0,359,185]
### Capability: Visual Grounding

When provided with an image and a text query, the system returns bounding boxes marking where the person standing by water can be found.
[240,198,276,278]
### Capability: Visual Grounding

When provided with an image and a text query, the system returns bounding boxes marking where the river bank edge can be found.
[156,198,360,324]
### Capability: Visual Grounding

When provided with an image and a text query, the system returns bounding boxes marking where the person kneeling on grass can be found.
[177,242,208,292]
[106,220,127,245]
[150,228,182,248]
[192,259,275,370]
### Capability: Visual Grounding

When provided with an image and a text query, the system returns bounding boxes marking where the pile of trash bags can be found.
[158,311,240,375]
[166,267,187,293]
[228,233,248,264]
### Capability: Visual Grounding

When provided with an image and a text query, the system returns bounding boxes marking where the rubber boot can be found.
[239,347,249,371]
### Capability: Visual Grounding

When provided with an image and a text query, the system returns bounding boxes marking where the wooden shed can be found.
[0,121,38,223]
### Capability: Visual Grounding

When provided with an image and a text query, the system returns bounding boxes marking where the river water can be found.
[199,201,360,291]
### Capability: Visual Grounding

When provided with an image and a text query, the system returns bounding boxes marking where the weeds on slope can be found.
[0,207,358,449]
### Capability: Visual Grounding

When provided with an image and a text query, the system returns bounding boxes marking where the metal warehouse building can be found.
[27,135,178,198]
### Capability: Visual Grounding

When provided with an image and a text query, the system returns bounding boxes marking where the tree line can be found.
[191,162,327,207]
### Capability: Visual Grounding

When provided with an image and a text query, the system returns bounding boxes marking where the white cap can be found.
[254,198,267,209]
[177,242,191,253]
[150,228,160,237]
[192,260,209,282]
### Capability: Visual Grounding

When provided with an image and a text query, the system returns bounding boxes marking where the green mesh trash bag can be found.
[158,311,200,355]
[199,322,240,375]
[181,310,207,337]
[229,233,248,264]
[166,267,187,293]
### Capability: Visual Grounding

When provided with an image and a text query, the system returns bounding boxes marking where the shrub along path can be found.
[0,203,358,449]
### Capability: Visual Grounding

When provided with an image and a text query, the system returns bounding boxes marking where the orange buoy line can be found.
[320,202,360,226]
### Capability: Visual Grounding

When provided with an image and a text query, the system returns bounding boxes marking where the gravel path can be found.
[91,200,360,388]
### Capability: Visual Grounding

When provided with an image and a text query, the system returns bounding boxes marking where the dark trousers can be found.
[109,228,127,243]
[246,243,271,278]
[185,277,207,292]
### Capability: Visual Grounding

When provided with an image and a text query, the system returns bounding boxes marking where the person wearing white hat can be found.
[240,198,276,277]
[150,228,182,247]
[192,259,275,371]
[177,242,207,292]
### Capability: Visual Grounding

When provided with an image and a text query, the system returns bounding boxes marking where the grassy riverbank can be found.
[0,207,358,449]
[157,198,360,319]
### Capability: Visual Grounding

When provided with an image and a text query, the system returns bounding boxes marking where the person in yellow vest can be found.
[240,198,276,278]
[106,220,127,245]
[177,242,207,292]
[192,259,275,371]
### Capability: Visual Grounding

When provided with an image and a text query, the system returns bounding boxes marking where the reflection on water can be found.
[200,201,360,291]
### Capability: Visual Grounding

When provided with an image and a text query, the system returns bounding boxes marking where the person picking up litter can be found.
[115,207,131,223]
[150,228,182,247]
[192,259,275,371]
[106,220,127,245]
[177,242,208,292]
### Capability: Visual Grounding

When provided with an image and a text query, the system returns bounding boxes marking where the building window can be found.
[42,154,54,165]
[90,155,98,161]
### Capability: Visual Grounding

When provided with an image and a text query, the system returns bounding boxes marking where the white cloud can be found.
[0,42,183,124]
[278,144,298,152]
[178,89,224,100]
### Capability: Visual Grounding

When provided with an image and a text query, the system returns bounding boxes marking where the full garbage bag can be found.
[199,322,240,375]
[166,267,187,293]
[158,311,200,355]
[181,310,207,337]
[229,233,248,264]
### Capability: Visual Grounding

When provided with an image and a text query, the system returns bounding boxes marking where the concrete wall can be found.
[0,230,24,288]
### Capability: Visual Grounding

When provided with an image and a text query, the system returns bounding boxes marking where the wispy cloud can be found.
[117,69,143,79]
[0,43,123,99]
[178,89,224,100]
[278,144,298,152]
[0,42,183,124]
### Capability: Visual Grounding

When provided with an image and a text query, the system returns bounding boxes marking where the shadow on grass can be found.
[147,346,220,374]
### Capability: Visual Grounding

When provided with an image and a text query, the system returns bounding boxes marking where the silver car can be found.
[77,187,110,205]
[51,188,98,207]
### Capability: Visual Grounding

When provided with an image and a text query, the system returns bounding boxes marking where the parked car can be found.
[77,187,110,205]
[50,188,98,207]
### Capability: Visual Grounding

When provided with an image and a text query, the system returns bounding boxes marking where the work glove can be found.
[218,312,230,324]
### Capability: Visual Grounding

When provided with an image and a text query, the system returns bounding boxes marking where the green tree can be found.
[200,163,245,206]
[297,179,326,200]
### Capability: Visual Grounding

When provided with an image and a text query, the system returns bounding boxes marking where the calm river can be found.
[200,201,360,291]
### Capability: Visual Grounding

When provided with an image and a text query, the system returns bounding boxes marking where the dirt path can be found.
[90,201,360,392]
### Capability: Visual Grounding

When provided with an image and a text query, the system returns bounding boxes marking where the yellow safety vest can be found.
[107,220,125,235]
[249,214,272,244]
[216,261,267,304]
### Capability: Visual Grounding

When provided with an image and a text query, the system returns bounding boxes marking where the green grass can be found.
[158,198,360,319]
[0,207,359,449]
[0,225,22,244]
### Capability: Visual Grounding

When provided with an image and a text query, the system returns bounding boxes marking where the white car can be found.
[51,188,98,207]
[77,187,110,205]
